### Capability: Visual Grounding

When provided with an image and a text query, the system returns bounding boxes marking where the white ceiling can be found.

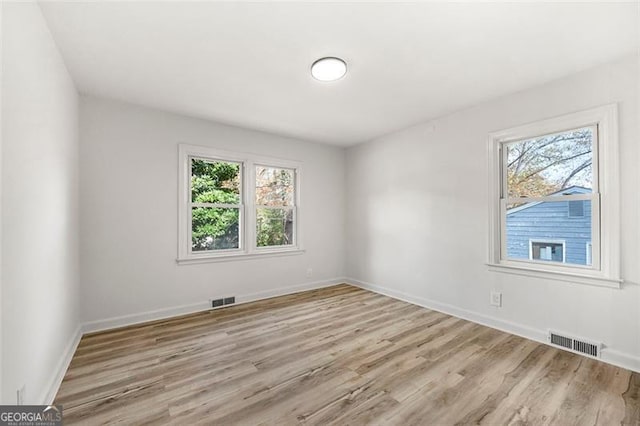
[39,1,639,146]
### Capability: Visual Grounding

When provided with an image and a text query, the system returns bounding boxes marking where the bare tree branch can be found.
[514,150,591,184]
[560,159,592,188]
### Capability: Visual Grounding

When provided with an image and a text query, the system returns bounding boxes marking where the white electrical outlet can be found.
[490,292,502,307]
[306,268,313,278]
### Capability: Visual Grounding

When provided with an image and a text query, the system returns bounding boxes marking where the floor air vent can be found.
[548,331,601,358]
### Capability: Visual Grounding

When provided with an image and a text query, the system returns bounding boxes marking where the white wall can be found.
[346,55,640,370]
[1,2,80,404]
[79,96,346,326]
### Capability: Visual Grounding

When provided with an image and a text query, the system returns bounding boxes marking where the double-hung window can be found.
[488,105,621,287]
[178,144,302,263]
[255,166,296,248]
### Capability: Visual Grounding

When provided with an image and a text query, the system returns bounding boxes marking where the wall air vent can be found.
[549,333,572,350]
[210,296,236,309]
[548,331,601,358]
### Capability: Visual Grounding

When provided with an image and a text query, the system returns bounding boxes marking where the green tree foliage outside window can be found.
[190,160,297,251]
[191,159,241,251]
[257,209,293,247]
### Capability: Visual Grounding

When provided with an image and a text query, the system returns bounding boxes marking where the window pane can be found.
[568,200,584,217]
[531,242,564,262]
[192,207,239,251]
[255,166,294,207]
[506,200,592,265]
[506,127,593,198]
[256,208,293,247]
[191,159,240,204]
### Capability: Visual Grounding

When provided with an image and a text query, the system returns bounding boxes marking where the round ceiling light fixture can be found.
[311,57,347,82]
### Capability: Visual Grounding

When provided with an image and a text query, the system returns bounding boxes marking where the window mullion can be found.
[191,202,242,209]
[255,205,294,210]
[246,161,256,254]
[506,194,595,203]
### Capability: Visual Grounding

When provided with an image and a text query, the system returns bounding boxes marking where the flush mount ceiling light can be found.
[311,57,347,82]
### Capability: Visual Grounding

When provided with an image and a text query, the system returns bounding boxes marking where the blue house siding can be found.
[506,200,592,265]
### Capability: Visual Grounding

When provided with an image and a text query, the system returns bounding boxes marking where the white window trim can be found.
[528,239,566,263]
[254,163,298,252]
[586,242,593,266]
[487,104,621,288]
[177,144,304,264]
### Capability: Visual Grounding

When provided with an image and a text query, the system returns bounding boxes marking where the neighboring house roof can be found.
[506,186,591,216]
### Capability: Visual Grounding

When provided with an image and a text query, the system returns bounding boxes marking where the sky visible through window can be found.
[506,127,593,199]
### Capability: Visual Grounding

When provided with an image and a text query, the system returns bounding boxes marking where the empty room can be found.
[1,1,639,424]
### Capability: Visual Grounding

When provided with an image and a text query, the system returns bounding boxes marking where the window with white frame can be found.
[488,105,621,288]
[178,145,301,262]
[255,166,296,248]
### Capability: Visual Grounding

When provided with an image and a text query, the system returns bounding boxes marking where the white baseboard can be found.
[237,277,347,305]
[42,324,83,405]
[82,300,212,334]
[601,348,640,373]
[82,277,347,335]
[346,277,640,373]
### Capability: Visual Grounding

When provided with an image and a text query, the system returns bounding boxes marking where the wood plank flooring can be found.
[55,284,640,425]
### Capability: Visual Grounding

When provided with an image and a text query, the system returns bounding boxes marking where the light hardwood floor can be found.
[55,284,640,425]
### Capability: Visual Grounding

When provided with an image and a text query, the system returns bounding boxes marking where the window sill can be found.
[486,262,622,289]
[177,248,305,265]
